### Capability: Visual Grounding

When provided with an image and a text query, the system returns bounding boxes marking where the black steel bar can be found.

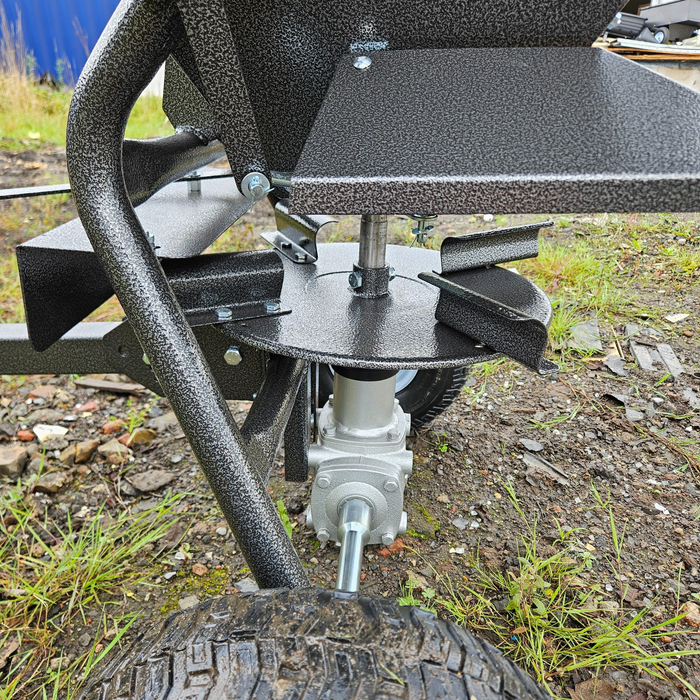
[283,366,310,483]
[65,0,307,589]
[0,167,234,202]
[0,323,122,375]
[241,355,307,482]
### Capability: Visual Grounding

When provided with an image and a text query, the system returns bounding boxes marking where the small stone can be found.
[163,571,177,581]
[26,457,43,475]
[16,430,34,442]
[28,386,56,400]
[191,563,208,576]
[216,527,228,537]
[147,412,179,433]
[170,454,184,464]
[102,420,125,435]
[59,446,75,465]
[683,330,693,338]
[75,439,100,464]
[128,469,175,492]
[49,658,62,671]
[0,445,28,478]
[665,313,690,324]
[233,577,259,594]
[0,423,15,439]
[437,494,450,503]
[178,595,200,611]
[78,633,91,648]
[33,424,69,443]
[451,517,469,531]
[25,408,62,424]
[682,601,700,628]
[120,481,138,497]
[625,408,644,422]
[74,400,99,412]
[128,428,157,446]
[519,438,543,452]
[34,472,67,494]
[97,439,129,457]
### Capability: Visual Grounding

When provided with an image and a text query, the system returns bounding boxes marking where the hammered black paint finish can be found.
[102,322,269,400]
[66,0,307,590]
[175,0,268,184]
[240,355,307,482]
[291,48,700,214]
[222,243,502,369]
[170,0,625,177]
[283,365,310,483]
[0,323,122,375]
[18,177,252,352]
[420,268,558,375]
[441,222,552,274]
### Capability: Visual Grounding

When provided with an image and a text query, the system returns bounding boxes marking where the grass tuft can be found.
[0,477,183,699]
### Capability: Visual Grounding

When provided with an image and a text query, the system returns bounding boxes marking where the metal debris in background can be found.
[626,324,685,376]
[569,319,604,353]
[260,199,336,264]
[419,221,558,375]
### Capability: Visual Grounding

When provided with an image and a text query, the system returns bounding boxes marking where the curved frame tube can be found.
[66,0,307,589]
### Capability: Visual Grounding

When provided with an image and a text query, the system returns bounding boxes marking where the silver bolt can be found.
[142,353,150,365]
[384,479,398,493]
[305,509,314,529]
[317,528,330,542]
[387,428,399,441]
[265,301,281,314]
[328,394,334,406]
[348,271,362,288]
[216,307,232,321]
[389,266,396,280]
[322,424,336,437]
[242,171,271,201]
[248,175,266,200]
[353,55,372,70]
[295,251,307,262]
[381,533,395,546]
[224,346,242,366]
[317,476,331,489]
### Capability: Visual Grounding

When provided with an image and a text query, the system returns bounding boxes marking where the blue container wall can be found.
[4,0,121,83]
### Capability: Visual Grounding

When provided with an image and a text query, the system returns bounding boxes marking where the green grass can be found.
[0,476,183,699]
[400,480,700,698]
[0,77,173,150]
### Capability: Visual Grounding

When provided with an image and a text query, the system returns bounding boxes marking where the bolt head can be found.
[216,307,233,321]
[389,266,396,280]
[317,476,331,489]
[383,479,398,493]
[317,528,330,542]
[242,172,271,201]
[381,533,395,547]
[295,251,307,262]
[353,55,372,70]
[264,301,281,314]
[348,271,362,289]
[387,428,399,441]
[224,346,242,366]
[322,424,336,437]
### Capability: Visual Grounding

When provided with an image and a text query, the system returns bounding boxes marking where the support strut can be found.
[66,0,307,590]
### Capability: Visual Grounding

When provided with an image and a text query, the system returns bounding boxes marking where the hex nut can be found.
[383,479,398,493]
[265,301,281,314]
[348,271,362,289]
[224,346,242,366]
[317,476,331,489]
[353,55,372,70]
[381,533,395,546]
[317,528,330,542]
[216,307,233,321]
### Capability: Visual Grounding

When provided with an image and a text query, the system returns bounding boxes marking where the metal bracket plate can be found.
[261,198,336,264]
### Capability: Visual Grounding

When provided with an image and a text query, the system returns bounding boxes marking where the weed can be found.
[0,480,183,699]
[403,481,700,696]
[276,500,294,539]
[528,404,581,431]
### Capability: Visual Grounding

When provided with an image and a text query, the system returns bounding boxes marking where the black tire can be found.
[318,365,468,431]
[80,588,551,700]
